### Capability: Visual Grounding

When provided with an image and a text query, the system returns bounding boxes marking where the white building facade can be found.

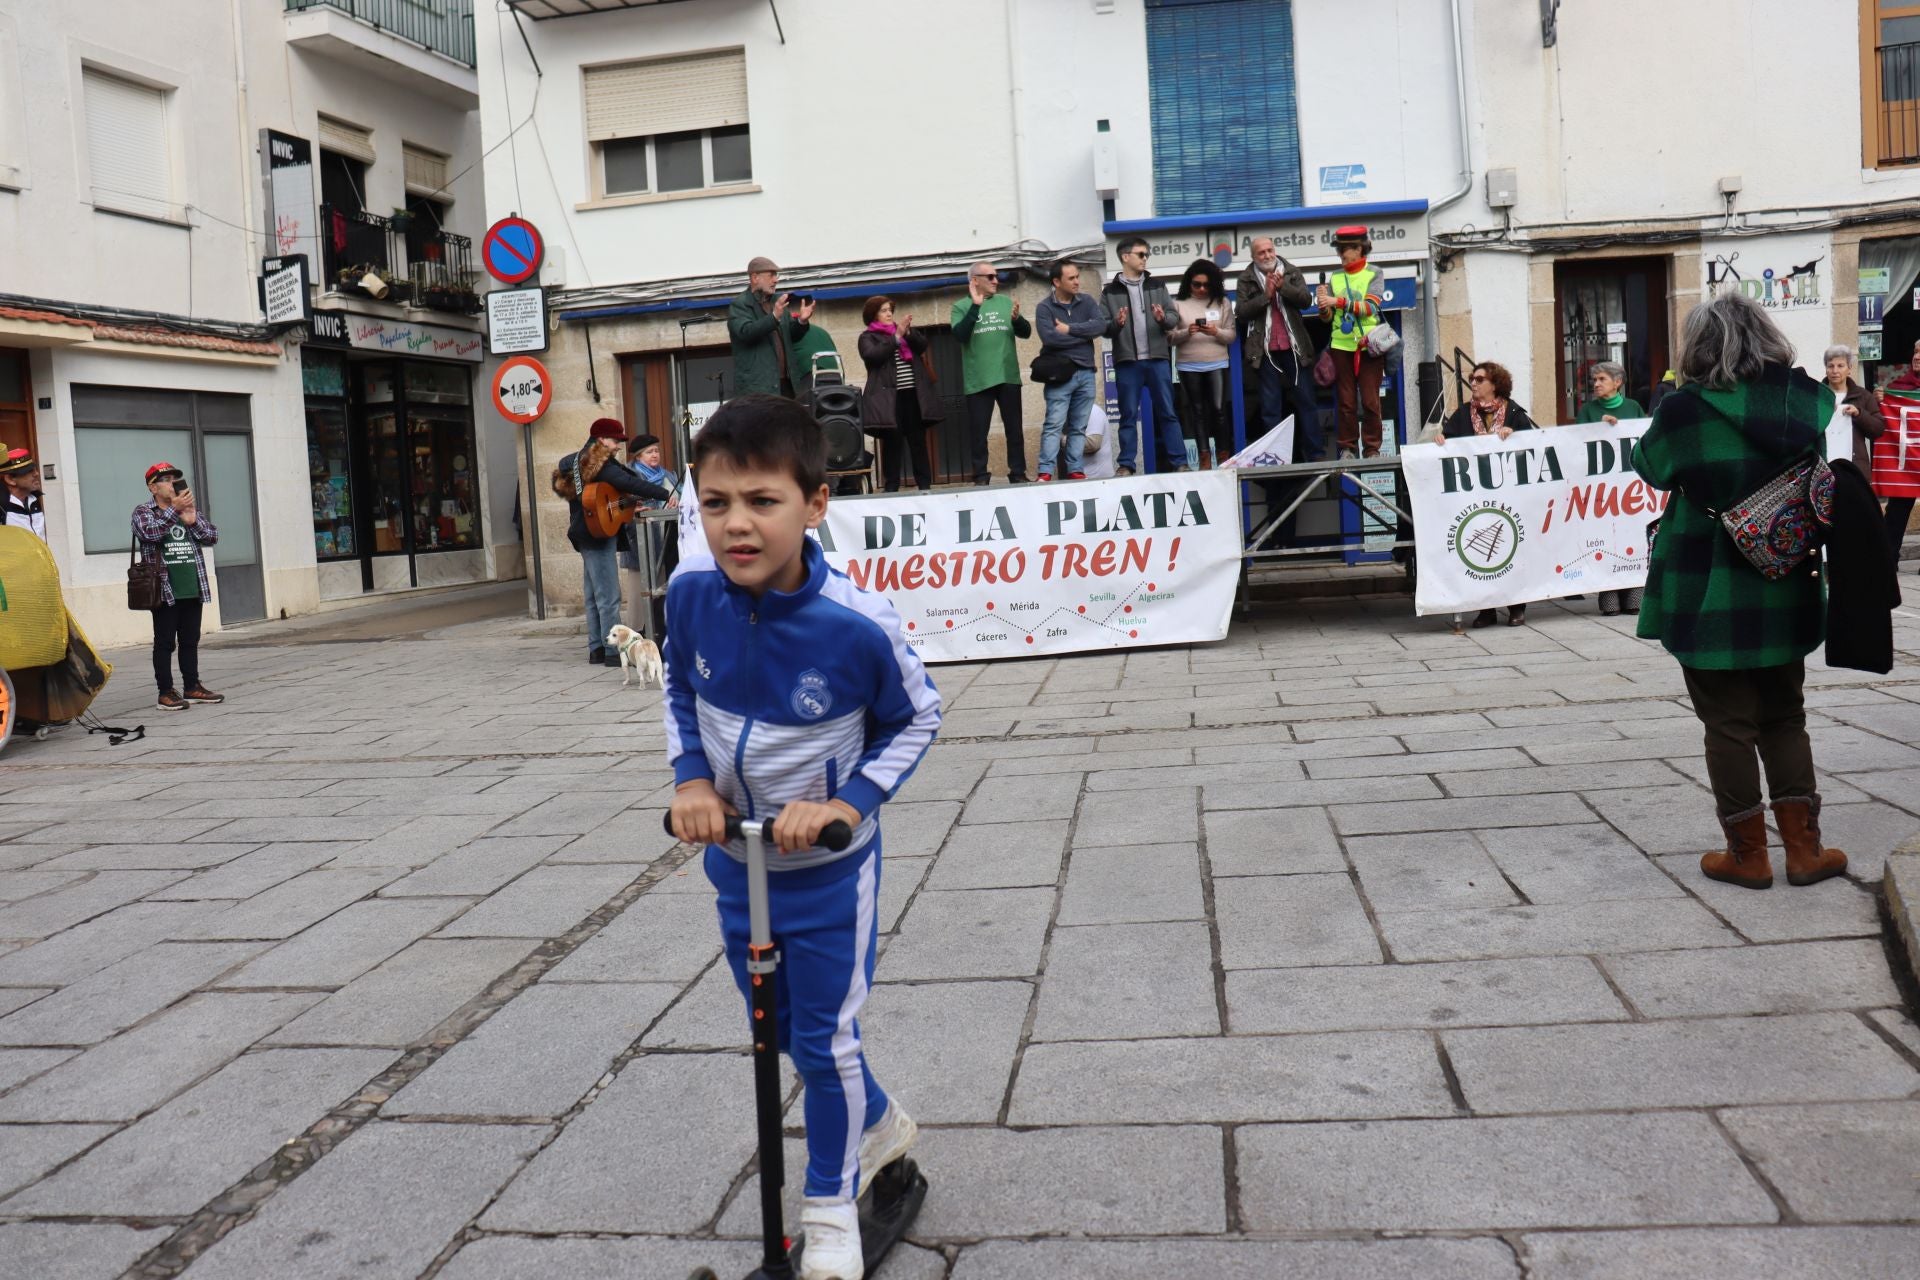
[0,0,515,649]
[477,0,1920,610]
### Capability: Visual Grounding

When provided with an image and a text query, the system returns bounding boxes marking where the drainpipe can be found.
[1424,0,1474,383]
[1003,0,1028,242]
[228,0,258,263]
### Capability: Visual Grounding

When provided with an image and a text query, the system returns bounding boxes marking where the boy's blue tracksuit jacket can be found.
[663,537,942,869]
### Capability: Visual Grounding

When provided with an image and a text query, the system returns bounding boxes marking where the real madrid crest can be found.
[790,669,832,720]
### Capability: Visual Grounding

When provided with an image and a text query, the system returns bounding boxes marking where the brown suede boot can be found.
[1772,796,1848,887]
[1700,805,1772,889]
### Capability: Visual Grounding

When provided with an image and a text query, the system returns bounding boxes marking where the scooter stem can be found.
[743,822,794,1278]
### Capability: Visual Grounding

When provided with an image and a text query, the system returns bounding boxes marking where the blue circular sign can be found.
[483,217,543,285]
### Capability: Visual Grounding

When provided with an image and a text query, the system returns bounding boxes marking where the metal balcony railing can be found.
[408,230,481,314]
[321,204,410,303]
[1877,41,1920,166]
[285,0,476,68]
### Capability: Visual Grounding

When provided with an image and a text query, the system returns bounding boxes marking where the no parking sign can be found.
[482,216,543,286]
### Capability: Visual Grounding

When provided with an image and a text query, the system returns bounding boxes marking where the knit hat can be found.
[627,433,661,454]
[0,446,33,476]
[589,418,625,441]
[748,255,778,274]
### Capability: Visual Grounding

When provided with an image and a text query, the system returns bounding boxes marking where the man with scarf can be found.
[729,255,817,398]
[559,417,671,667]
[1235,236,1322,461]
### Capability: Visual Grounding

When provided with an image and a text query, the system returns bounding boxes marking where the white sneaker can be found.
[857,1101,918,1194]
[798,1196,863,1280]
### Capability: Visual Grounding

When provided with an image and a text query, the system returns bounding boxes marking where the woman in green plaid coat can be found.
[1633,293,1847,892]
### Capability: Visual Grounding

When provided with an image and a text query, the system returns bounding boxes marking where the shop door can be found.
[201,432,264,621]
[1553,258,1671,422]
[0,350,35,460]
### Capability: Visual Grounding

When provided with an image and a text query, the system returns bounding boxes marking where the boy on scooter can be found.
[667,394,942,1280]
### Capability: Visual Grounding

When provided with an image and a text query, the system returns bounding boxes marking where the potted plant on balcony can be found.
[416,281,480,314]
[335,265,408,302]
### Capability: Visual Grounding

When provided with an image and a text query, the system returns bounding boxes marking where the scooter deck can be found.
[789,1158,929,1277]
[691,1159,928,1280]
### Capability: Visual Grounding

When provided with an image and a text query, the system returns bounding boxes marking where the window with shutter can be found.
[319,115,375,166]
[404,143,449,198]
[1144,0,1302,215]
[582,49,754,202]
[82,67,172,219]
[584,48,747,142]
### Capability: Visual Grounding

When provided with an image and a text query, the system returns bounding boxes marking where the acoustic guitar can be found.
[581,481,644,540]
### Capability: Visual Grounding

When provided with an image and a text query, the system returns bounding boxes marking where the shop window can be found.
[1144,0,1300,215]
[82,66,174,220]
[1865,1,1920,167]
[305,351,355,561]
[585,48,752,199]
[75,424,194,554]
[404,362,479,552]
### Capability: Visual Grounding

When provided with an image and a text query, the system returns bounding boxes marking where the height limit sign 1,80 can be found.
[492,356,552,425]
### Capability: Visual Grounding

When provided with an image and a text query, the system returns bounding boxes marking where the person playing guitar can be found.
[555,417,672,667]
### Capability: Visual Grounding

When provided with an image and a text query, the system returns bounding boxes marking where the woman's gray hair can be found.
[1678,292,1796,390]
[1822,344,1854,366]
[1591,360,1626,383]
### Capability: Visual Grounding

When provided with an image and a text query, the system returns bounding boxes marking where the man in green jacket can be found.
[951,261,1032,485]
[729,255,816,397]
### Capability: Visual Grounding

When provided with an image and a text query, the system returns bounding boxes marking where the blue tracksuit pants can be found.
[706,839,890,1199]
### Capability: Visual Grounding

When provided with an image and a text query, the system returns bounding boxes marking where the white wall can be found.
[1461,249,1534,400]
[0,0,257,321]
[478,0,1029,288]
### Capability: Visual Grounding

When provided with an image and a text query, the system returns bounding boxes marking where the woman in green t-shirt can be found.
[1577,361,1646,615]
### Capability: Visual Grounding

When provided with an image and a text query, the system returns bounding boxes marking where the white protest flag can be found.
[1220,415,1294,469]
[1402,419,1666,615]
[677,467,702,549]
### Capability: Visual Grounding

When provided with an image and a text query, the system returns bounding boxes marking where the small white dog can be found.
[605,624,664,689]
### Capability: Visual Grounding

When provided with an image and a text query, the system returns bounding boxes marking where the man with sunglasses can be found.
[1101,236,1188,474]
[951,261,1032,486]
[132,462,224,711]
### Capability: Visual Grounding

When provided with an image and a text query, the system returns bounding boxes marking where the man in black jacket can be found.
[560,417,670,666]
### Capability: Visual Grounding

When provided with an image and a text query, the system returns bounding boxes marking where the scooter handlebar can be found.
[662,810,854,852]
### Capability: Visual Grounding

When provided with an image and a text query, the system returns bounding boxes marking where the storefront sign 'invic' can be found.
[306,311,483,363]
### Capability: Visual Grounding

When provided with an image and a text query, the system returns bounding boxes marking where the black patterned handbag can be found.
[1692,452,1836,581]
[126,536,166,611]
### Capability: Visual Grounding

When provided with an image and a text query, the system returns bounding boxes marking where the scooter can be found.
[668,812,928,1280]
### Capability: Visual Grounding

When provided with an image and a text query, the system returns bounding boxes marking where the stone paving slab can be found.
[266,938,536,1048]
[0,987,52,1017]
[376,836,568,896]
[923,820,1069,890]
[545,891,720,983]
[182,1120,545,1280]
[1,1047,394,1215]
[172,868,402,941]
[1376,897,1740,961]
[1226,955,1628,1034]
[435,1236,771,1280]
[880,887,1056,980]
[1072,787,1197,846]
[480,1051,757,1234]
[0,1122,114,1199]
[909,1124,1227,1238]
[1011,1031,1454,1125]
[1719,1101,1920,1222]
[1652,856,1883,942]
[0,1223,171,1280]
[146,843,345,900]
[1601,939,1905,1017]
[0,991,320,1121]
[218,897,473,989]
[433,864,637,938]
[959,772,1082,823]
[1057,843,1205,924]
[1032,921,1219,1041]
[1331,794,1596,836]
[0,871,191,941]
[0,940,262,1046]
[1214,873,1382,968]
[863,979,1031,1122]
[1236,1112,1776,1230]
[1444,1012,1920,1114]
[1472,823,1687,903]
[0,1047,74,1093]
[1520,1226,1920,1279]
[1345,836,1520,911]
[949,1238,1523,1280]
[1202,806,1346,877]
[385,982,676,1118]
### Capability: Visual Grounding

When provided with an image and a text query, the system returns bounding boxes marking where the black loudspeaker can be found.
[811,383,866,470]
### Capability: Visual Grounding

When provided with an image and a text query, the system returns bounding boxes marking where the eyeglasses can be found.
[1469,374,1491,384]
[1127,249,1149,259]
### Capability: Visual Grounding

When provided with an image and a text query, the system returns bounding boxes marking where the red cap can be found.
[145,461,184,482]
[589,417,625,441]
[0,447,34,475]
[1333,224,1370,242]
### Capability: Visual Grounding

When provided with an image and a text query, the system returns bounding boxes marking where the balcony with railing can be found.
[284,0,478,107]
[321,205,482,314]
[407,228,481,315]
[1876,41,1920,167]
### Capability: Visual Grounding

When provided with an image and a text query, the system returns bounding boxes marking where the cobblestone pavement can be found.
[2,594,1918,1279]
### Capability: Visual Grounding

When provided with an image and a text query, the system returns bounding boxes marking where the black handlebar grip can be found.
[661,811,855,851]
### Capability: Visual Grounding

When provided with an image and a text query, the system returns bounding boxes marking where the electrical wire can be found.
[1433,196,1920,259]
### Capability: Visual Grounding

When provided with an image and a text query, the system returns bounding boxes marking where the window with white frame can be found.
[584,49,752,199]
[83,66,174,219]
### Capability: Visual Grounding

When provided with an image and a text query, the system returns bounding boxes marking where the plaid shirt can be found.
[132,499,219,606]
[1633,363,1831,670]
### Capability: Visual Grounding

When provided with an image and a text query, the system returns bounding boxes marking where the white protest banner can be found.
[1221,415,1295,468]
[678,471,1243,663]
[1403,419,1667,615]
[1823,405,1852,467]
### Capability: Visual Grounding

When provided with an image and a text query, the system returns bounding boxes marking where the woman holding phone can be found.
[1171,259,1234,468]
